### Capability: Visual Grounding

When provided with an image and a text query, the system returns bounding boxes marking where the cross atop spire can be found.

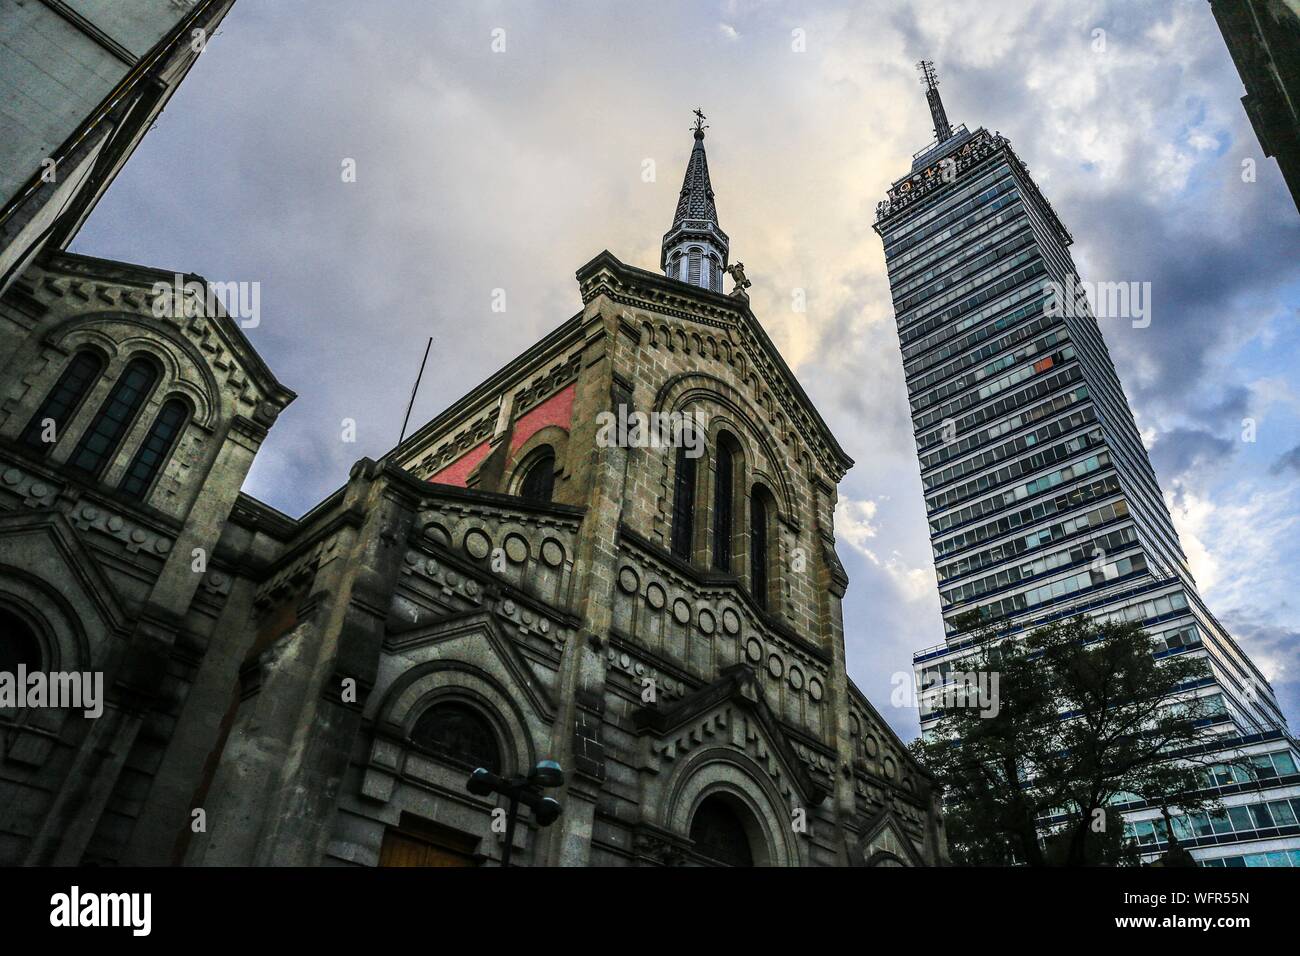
[917,59,954,144]
[661,109,729,292]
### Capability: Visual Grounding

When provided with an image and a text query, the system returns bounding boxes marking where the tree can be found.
[910,611,1237,866]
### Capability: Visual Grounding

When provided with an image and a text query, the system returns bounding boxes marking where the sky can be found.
[70,0,1300,742]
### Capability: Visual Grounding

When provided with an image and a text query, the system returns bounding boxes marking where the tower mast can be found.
[917,60,954,144]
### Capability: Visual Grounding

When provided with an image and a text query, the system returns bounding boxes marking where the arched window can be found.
[707,255,721,292]
[689,794,755,867]
[410,702,501,773]
[750,489,769,609]
[0,608,42,674]
[687,248,702,286]
[671,445,697,560]
[19,350,104,453]
[67,356,158,478]
[670,253,683,280]
[518,448,556,503]
[712,440,735,571]
[119,398,189,500]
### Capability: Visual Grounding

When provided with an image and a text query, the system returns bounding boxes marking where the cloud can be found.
[67,0,1300,740]
[1270,444,1300,476]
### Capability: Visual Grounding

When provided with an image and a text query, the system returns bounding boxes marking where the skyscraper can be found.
[0,0,238,295]
[875,62,1300,867]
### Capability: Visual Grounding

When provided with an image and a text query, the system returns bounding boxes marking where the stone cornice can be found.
[27,250,297,412]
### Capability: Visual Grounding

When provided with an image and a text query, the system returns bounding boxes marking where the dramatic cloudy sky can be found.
[71,0,1300,741]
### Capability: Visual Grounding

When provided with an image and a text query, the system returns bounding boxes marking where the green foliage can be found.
[911,612,1229,866]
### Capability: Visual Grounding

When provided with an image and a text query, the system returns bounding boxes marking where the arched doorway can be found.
[688,793,759,867]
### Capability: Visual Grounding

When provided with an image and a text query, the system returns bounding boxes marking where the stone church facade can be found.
[0,122,947,866]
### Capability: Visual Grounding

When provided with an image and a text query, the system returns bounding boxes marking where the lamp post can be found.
[466,759,564,866]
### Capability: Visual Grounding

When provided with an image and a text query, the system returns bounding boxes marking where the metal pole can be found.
[501,791,520,867]
[398,336,433,446]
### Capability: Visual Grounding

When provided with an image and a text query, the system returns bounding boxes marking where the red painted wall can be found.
[509,383,575,457]
[428,440,491,487]
[426,383,575,488]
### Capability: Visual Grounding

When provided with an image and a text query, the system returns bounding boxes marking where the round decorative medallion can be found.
[619,653,631,668]
[721,607,741,635]
[504,534,529,564]
[1,469,19,485]
[465,579,480,596]
[864,734,879,757]
[698,609,716,635]
[502,599,515,615]
[464,529,491,560]
[130,529,147,543]
[107,515,124,532]
[81,505,97,520]
[883,755,897,780]
[788,666,804,690]
[521,609,534,625]
[30,482,48,497]
[404,551,420,566]
[646,583,666,609]
[155,538,171,554]
[445,571,459,586]
[672,599,691,624]
[541,538,565,567]
[809,677,824,702]
[744,637,763,663]
[767,654,783,678]
[618,567,639,594]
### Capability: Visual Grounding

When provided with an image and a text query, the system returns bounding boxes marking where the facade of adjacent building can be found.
[0,0,237,296]
[1210,0,1300,214]
[0,67,947,863]
[876,64,1300,868]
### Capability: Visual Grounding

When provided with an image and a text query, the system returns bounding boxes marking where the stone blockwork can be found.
[0,245,946,867]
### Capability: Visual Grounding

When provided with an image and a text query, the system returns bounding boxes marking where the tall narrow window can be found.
[688,249,702,285]
[750,489,769,609]
[119,398,189,500]
[519,449,555,503]
[67,356,158,478]
[19,350,104,453]
[712,441,734,571]
[671,445,696,560]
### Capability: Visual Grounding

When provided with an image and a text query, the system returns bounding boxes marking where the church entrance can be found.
[378,814,481,867]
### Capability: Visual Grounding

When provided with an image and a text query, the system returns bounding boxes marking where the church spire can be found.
[661,108,729,293]
[917,60,954,144]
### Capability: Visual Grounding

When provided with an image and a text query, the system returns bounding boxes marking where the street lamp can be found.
[466,760,565,866]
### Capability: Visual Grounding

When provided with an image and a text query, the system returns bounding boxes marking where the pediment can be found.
[0,510,128,641]
[633,663,829,806]
[384,609,555,722]
[856,809,927,867]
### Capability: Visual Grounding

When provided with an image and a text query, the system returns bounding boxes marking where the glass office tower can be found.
[874,63,1300,866]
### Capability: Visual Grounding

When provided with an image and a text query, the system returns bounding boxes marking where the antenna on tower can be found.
[916,60,954,144]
